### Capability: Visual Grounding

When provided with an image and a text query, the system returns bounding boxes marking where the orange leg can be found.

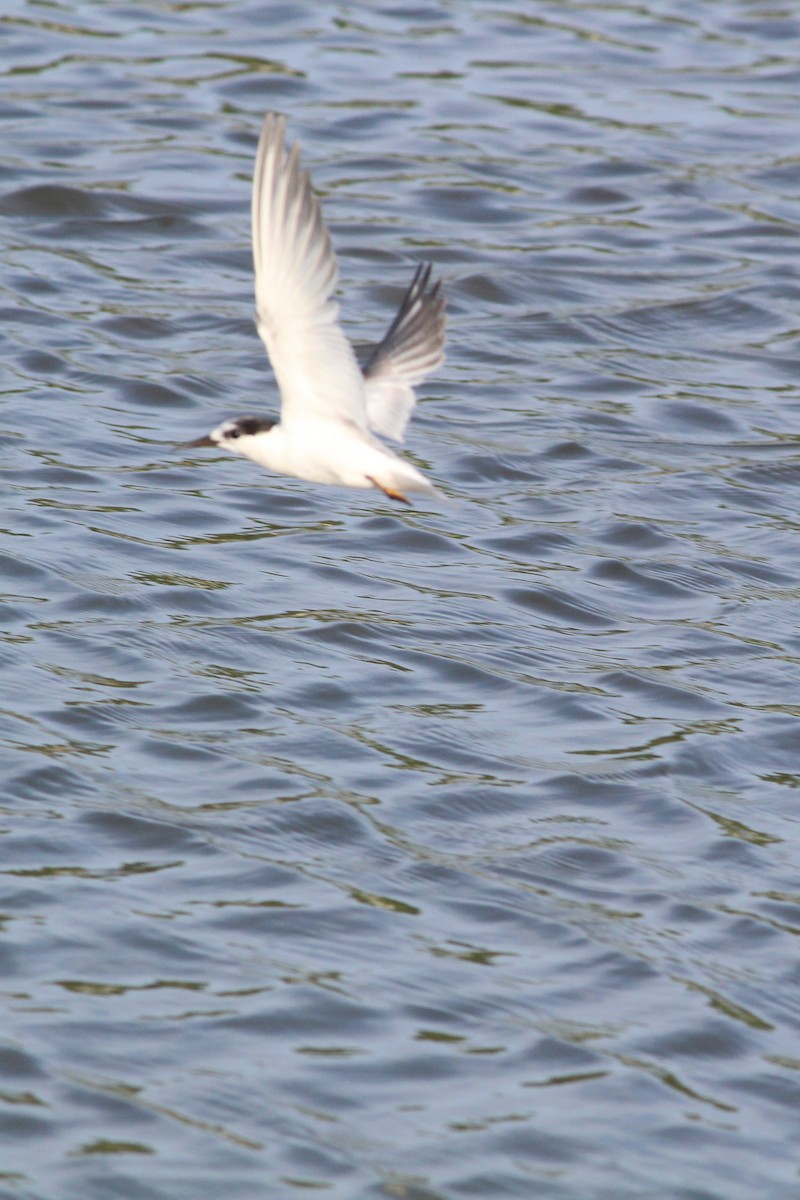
[366,476,412,505]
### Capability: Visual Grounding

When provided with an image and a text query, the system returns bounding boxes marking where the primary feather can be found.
[252,113,366,430]
[364,263,446,441]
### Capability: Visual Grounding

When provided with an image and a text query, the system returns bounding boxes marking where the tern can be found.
[184,112,446,505]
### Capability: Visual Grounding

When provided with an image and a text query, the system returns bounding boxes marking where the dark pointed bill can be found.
[181,435,216,448]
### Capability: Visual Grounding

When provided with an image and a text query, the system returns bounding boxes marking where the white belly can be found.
[247,417,433,494]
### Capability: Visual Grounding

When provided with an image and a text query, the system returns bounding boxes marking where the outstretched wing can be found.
[251,113,368,430]
[362,263,446,442]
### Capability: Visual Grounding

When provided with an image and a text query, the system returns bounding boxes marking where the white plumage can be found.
[186,112,446,505]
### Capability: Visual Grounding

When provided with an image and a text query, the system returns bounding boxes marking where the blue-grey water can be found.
[2,2,800,1197]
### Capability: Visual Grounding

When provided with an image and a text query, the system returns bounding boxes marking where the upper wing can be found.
[251,113,368,430]
[362,263,446,442]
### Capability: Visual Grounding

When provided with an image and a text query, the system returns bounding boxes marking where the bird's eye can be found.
[228,429,240,439]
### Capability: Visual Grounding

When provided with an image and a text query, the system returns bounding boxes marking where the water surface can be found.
[2,2,800,1198]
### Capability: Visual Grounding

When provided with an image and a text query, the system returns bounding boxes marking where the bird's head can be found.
[184,415,276,458]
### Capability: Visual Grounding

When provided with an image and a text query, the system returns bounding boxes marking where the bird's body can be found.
[186,112,446,504]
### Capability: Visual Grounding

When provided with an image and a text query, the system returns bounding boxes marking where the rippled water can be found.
[3,2,800,1197]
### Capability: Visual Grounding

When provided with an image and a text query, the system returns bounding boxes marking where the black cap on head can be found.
[228,416,275,437]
